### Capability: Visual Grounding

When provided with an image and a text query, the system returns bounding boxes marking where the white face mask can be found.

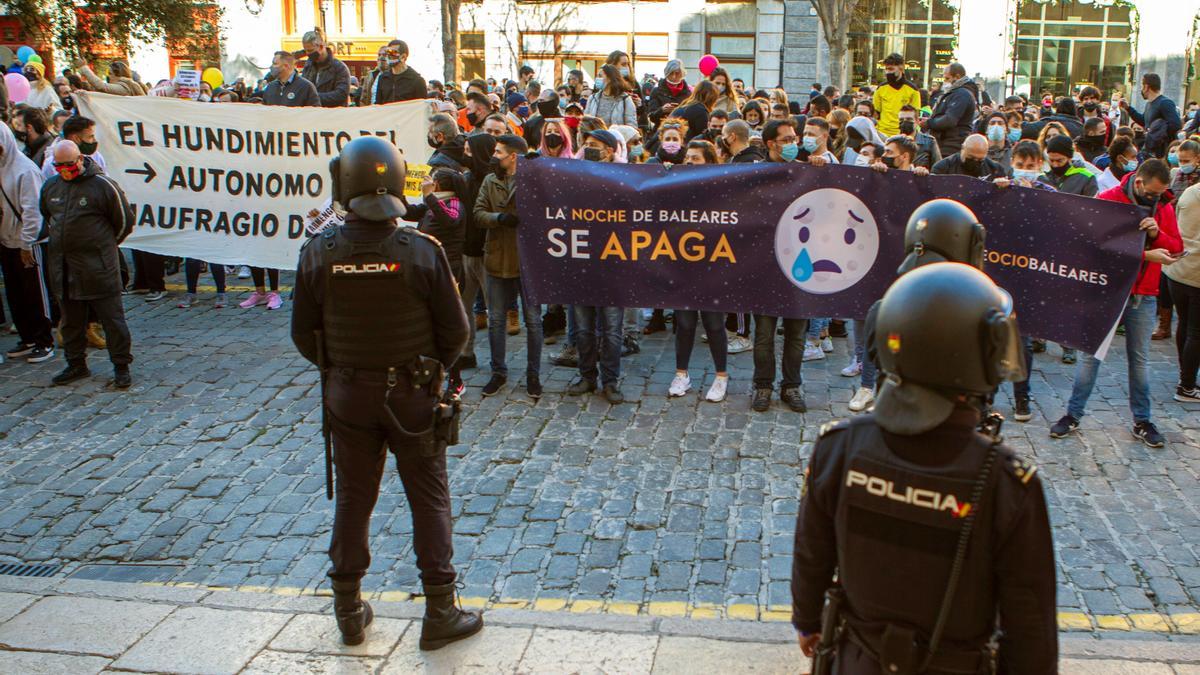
[853,153,872,167]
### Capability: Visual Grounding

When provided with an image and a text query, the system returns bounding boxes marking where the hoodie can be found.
[0,124,45,250]
[1098,172,1184,297]
[429,134,467,173]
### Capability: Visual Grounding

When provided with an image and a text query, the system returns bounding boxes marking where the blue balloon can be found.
[16,46,35,62]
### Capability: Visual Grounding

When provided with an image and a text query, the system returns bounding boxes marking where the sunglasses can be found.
[53,161,79,169]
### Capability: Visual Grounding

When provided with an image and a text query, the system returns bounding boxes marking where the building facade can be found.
[22,0,1198,109]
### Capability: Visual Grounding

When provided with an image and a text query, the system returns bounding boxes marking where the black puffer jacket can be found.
[38,158,134,300]
[927,78,979,157]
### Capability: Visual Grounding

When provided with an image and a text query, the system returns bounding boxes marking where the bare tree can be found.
[441,0,461,84]
[490,0,577,79]
[809,0,862,90]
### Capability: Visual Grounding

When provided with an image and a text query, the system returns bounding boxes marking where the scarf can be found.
[664,79,687,96]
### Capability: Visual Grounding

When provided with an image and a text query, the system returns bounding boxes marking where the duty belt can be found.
[843,622,993,675]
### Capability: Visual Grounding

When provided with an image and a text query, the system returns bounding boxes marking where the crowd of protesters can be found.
[0,36,1196,447]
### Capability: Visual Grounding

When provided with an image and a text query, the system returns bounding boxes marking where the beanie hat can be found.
[584,129,621,151]
[1045,134,1074,157]
[23,61,44,78]
[664,59,683,77]
[505,92,527,110]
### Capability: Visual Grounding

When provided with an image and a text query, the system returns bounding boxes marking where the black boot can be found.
[111,365,132,389]
[420,582,483,651]
[331,580,374,646]
[52,361,90,386]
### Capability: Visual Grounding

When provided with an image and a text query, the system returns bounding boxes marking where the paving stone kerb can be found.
[0,276,1197,626]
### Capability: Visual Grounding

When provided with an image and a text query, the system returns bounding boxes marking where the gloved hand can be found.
[498,213,520,227]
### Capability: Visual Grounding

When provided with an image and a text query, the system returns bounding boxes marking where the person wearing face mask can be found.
[925,63,977,157]
[18,108,54,169]
[1183,101,1200,136]
[1096,136,1139,192]
[371,39,426,105]
[503,92,531,137]
[1120,73,1181,159]
[0,123,56,367]
[538,118,576,159]
[1077,86,1114,145]
[1169,140,1200,194]
[800,117,838,166]
[841,115,886,166]
[722,119,764,164]
[473,134,544,400]
[670,79,720,142]
[647,60,691,125]
[647,121,688,165]
[357,46,388,107]
[262,50,319,107]
[932,134,1009,183]
[752,118,809,414]
[1009,140,1056,190]
[872,53,921,137]
[1075,117,1110,164]
[708,67,740,113]
[426,113,467,173]
[299,30,351,108]
[461,91,493,134]
[895,104,941,169]
[741,100,766,132]
[20,61,61,112]
[584,64,637,129]
[1051,159,1184,448]
[458,133,497,368]
[38,141,135,388]
[983,112,1013,173]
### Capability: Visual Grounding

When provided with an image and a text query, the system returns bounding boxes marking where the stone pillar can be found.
[1131,0,1200,107]
[781,0,828,100]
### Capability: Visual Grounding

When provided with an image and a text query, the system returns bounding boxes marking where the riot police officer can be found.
[792,263,1057,674]
[291,136,481,649]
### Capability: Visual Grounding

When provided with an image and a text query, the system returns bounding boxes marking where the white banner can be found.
[75,92,432,269]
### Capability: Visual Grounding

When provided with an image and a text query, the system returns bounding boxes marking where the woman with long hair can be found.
[667,139,730,402]
[827,108,851,160]
[671,80,720,142]
[647,119,689,164]
[585,64,637,128]
[539,118,576,158]
[709,67,741,113]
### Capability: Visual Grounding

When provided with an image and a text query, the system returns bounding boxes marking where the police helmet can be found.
[873,263,1026,435]
[330,136,407,221]
[896,199,986,275]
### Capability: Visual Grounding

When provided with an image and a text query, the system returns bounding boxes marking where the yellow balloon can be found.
[202,67,223,90]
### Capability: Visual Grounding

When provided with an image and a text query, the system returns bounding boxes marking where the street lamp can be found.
[319,0,331,33]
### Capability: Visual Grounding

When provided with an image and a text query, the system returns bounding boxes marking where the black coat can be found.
[372,66,427,104]
[38,159,134,301]
[927,79,979,156]
[1022,114,1084,140]
[646,81,691,124]
[670,103,710,142]
[931,153,1008,180]
[301,52,351,108]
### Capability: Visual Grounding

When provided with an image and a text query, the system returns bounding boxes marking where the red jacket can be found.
[1097,172,1185,296]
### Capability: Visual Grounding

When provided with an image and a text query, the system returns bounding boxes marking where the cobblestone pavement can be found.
[0,272,1198,634]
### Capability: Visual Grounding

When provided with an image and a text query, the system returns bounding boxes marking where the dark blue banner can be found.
[515,158,1146,354]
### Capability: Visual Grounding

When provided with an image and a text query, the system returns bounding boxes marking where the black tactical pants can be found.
[61,294,133,366]
[326,368,455,586]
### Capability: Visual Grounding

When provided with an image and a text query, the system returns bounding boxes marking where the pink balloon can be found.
[698,54,720,77]
[4,72,30,103]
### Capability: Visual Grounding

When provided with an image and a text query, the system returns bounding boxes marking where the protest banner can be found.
[516,159,1147,355]
[75,92,431,270]
[403,163,432,199]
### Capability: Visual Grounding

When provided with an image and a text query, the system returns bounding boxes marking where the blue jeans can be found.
[485,275,541,378]
[807,317,830,341]
[851,319,878,389]
[574,306,622,385]
[1067,295,1156,423]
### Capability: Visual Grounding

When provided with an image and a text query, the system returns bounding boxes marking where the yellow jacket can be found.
[873,81,921,137]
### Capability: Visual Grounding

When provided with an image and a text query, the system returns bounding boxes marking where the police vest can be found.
[830,417,999,652]
[320,227,437,369]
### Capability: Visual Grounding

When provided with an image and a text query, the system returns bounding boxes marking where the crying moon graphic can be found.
[774,188,880,295]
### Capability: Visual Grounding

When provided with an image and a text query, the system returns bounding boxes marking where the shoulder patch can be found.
[818,419,851,439]
[1005,455,1038,485]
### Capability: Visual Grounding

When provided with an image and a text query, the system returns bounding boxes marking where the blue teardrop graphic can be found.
[792,248,814,283]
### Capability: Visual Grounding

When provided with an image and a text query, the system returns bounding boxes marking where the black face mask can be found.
[1050,163,1068,176]
[13,130,26,142]
[961,157,982,174]
[886,71,901,84]
[899,120,915,135]
[427,135,440,149]
[716,137,730,156]
[61,95,74,110]
[544,133,563,149]
[489,156,507,178]
[466,111,480,127]
[881,156,897,169]
[1083,102,1099,113]
[78,140,99,155]
[583,147,602,162]
[1079,135,1104,147]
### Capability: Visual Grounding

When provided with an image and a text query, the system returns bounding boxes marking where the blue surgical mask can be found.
[1124,160,1138,172]
[1169,153,1180,166]
[629,144,643,159]
[780,142,800,161]
[987,125,1006,144]
[1007,128,1021,143]
[619,67,630,78]
[1182,163,1196,175]
[802,137,818,154]
[1013,169,1040,183]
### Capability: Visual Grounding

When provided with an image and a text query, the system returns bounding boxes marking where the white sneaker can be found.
[803,342,825,361]
[238,265,251,279]
[841,360,862,377]
[820,336,834,353]
[727,334,753,354]
[669,372,691,397]
[849,387,875,412]
[705,375,728,402]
